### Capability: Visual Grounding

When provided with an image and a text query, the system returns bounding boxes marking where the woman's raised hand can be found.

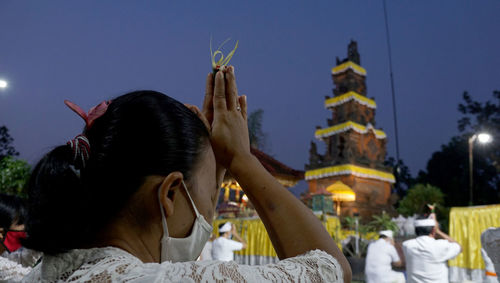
[201,67,351,281]
[203,66,250,169]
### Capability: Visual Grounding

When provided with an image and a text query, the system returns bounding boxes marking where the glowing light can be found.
[477,133,492,144]
[0,80,7,89]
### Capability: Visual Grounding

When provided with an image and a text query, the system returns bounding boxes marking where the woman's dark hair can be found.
[0,193,26,231]
[24,91,209,254]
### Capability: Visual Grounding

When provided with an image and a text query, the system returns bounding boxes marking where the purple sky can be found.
[1,1,499,195]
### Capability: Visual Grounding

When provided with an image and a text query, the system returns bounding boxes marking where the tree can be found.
[0,126,19,160]
[369,211,399,232]
[385,157,414,199]
[397,184,444,217]
[418,91,500,206]
[248,109,269,151]
[0,156,31,196]
[458,91,499,171]
[418,136,499,206]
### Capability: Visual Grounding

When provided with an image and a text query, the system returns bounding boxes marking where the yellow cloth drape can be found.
[213,217,342,257]
[448,204,500,269]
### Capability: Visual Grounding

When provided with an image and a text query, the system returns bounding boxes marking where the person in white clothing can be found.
[212,222,247,261]
[365,230,405,283]
[198,233,216,261]
[403,217,461,283]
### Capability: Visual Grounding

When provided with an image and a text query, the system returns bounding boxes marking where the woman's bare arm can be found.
[205,67,351,282]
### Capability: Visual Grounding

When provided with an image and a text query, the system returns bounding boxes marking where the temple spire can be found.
[305,41,395,219]
[347,40,360,65]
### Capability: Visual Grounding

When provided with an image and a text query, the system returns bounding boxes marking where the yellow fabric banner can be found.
[448,204,500,269]
[213,217,342,257]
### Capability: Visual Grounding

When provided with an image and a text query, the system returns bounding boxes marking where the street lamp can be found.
[468,132,493,205]
[0,80,7,89]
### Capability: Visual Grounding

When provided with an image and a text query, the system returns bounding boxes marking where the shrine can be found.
[305,40,396,219]
[217,147,304,218]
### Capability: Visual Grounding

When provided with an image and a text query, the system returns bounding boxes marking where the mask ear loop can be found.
[158,188,170,239]
[157,180,205,238]
[181,181,213,234]
[181,181,202,218]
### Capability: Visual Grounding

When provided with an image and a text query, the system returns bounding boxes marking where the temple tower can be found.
[305,40,395,219]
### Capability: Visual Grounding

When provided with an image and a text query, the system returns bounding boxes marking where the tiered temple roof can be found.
[305,40,395,218]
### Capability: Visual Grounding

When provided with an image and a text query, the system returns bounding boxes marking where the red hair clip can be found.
[64,100,111,168]
[64,100,111,129]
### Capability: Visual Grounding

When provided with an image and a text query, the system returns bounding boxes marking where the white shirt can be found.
[1,247,42,268]
[0,248,41,282]
[365,238,400,283]
[403,236,461,283]
[211,237,244,261]
[21,247,344,282]
[199,241,213,260]
[0,256,32,282]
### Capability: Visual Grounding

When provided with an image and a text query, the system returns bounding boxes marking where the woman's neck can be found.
[96,217,161,263]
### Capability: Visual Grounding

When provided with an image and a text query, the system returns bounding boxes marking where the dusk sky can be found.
[1,1,499,194]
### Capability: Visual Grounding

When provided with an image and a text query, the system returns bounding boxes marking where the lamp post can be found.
[468,132,492,205]
[354,212,360,256]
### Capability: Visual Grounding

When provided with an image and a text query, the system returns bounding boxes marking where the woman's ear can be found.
[158,172,184,217]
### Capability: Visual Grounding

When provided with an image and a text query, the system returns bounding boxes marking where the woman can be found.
[0,193,39,281]
[22,67,351,282]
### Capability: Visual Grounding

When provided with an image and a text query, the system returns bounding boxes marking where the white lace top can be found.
[0,256,32,282]
[0,248,42,282]
[22,247,343,282]
[1,248,42,268]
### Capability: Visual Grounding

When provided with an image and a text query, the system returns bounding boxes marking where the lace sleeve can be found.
[0,256,32,282]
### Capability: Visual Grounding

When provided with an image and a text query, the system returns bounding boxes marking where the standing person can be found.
[21,66,351,282]
[481,227,500,283]
[365,230,405,283]
[198,233,216,261]
[403,217,461,283]
[212,222,247,261]
[0,193,40,282]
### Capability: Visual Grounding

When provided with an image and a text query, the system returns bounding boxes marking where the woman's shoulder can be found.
[0,255,32,282]
[25,247,343,282]
[22,246,138,282]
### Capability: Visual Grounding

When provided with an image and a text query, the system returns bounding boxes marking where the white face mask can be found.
[158,180,213,262]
